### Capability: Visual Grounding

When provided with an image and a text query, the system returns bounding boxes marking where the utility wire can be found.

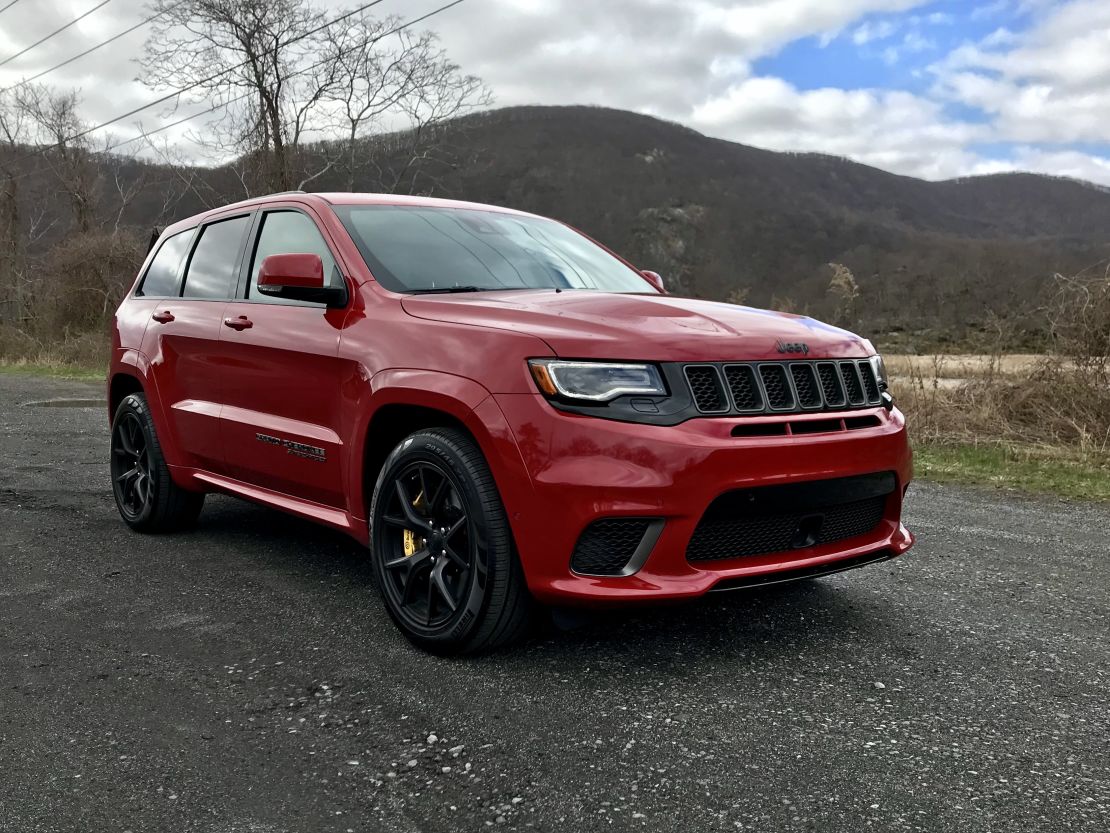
[10,0,393,164]
[0,0,112,69]
[14,0,468,173]
[104,0,468,155]
[0,0,25,16]
[1,1,185,93]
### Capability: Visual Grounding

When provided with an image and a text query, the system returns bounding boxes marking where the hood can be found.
[401,290,871,361]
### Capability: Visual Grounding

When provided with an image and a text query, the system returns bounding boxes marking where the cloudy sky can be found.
[2,0,1109,185]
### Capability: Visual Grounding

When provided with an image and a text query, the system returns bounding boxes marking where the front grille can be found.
[683,359,882,417]
[571,518,653,575]
[686,472,894,563]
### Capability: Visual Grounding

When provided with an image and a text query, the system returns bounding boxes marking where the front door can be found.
[217,207,350,509]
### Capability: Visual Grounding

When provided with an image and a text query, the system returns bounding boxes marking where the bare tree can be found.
[139,0,490,195]
[14,84,101,232]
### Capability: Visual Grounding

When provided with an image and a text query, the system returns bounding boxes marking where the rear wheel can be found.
[370,428,533,654]
[110,393,204,532]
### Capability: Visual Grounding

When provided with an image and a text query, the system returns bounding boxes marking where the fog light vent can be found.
[571,518,660,576]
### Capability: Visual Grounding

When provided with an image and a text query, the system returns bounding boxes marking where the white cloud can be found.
[932,0,1110,144]
[853,20,899,45]
[690,78,986,179]
[1,0,1109,186]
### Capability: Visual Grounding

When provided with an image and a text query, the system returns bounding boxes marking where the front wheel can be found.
[369,428,533,654]
[110,392,204,532]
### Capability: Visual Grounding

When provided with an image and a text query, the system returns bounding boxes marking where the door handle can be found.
[223,315,254,331]
[151,310,175,324]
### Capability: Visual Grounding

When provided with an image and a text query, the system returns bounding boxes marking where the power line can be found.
[16,0,469,172]
[13,0,392,162]
[0,0,113,69]
[1,1,185,93]
[104,0,468,155]
[0,0,25,16]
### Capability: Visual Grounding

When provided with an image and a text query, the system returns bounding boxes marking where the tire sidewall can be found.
[370,432,500,650]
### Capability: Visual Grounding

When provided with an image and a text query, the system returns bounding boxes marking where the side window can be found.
[247,211,339,305]
[182,216,251,300]
[136,229,193,297]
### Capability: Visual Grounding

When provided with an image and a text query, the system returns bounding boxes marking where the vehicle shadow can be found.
[193,495,900,665]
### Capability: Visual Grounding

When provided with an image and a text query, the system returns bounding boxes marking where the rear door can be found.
[140,214,252,472]
[217,206,351,508]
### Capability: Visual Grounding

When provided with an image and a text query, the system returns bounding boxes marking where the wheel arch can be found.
[349,370,536,557]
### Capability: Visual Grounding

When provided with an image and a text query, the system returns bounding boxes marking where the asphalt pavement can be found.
[1,373,1107,832]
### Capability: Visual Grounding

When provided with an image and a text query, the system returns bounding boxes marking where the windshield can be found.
[334,205,656,294]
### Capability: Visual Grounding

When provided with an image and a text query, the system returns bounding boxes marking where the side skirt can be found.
[173,466,369,545]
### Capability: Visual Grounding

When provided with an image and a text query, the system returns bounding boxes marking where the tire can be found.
[369,428,533,655]
[110,392,204,533]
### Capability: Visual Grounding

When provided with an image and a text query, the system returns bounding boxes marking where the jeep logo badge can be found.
[776,340,809,355]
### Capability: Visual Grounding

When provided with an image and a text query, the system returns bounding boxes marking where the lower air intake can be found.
[571,518,655,576]
[686,472,894,563]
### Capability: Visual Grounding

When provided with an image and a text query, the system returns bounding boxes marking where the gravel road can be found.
[1,373,1107,832]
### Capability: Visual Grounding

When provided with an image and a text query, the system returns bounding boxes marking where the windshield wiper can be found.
[408,285,488,294]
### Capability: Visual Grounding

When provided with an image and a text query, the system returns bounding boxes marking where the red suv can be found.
[108,192,914,653]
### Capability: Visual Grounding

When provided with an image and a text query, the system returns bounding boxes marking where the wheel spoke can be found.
[384,548,428,571]
[443,543,468,569]
[116,465,139,485]
[426,470,448,513]
[400,556,431,606]
[425,576,437,624]
[446,515,467,539]
[117,423,137,456]
[395,480,434,534]
[431,563,458,613]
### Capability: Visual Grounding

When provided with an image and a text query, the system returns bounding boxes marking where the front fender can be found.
[343,369,537,536]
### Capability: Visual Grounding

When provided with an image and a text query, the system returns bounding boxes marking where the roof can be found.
[159,191,539,238]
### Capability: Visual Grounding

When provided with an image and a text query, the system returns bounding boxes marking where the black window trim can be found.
[230,205,351,309]
[133,225,199,299]
[178,211,256,302]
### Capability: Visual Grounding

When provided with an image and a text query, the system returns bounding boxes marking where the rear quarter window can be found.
[136,229,193,297]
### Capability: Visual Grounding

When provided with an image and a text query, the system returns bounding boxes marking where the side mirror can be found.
[258,253,348,307]
[641,269,666,294]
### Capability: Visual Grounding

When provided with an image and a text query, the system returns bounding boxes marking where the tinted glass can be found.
[137,229,193,297]
[247,211,339,304]
[335,206,654,294]
[182,216,250,300]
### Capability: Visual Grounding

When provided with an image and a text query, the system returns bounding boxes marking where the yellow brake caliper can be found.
[402,490,425,556]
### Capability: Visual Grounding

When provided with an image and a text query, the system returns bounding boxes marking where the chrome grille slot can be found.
[758,364,795,410]
[839,361,866,406]
[789,363,823,409]
[723,365,763,411]
[684,365,728,413]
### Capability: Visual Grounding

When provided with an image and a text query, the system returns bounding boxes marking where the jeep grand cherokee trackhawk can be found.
[108,192,914,653]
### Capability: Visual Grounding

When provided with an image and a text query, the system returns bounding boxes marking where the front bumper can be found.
[490,393,914,606]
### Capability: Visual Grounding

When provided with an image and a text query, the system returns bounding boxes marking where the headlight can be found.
[869,354,888,389]
[528,359,666,402]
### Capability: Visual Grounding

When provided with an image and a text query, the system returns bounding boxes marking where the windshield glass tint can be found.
[335,205,654,294]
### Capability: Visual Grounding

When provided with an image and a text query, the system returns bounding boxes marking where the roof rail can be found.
[266,190,307,196]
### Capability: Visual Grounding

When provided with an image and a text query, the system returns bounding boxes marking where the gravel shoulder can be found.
[1,374,1107,832]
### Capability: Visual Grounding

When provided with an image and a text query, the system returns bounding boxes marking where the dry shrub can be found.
[36,229,144,336]
[893,265,1110,458]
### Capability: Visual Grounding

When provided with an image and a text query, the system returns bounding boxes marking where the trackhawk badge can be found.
[776,340,810,355]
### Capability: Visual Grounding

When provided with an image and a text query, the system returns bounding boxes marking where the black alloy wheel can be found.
[377,460,474,629]
[370,428,533,654]
[109,392,205,532]
[111,410,153,521]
